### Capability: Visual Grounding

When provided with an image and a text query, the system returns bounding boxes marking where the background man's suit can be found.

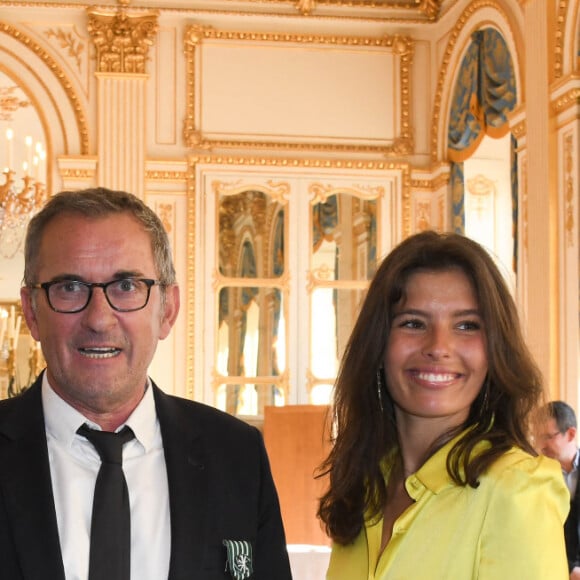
[0,375,292,580]
[565,463,580,572]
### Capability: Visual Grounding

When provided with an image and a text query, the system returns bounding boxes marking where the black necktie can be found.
[77,424,135,580]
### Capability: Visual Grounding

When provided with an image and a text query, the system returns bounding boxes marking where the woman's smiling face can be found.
[384,268,488,432]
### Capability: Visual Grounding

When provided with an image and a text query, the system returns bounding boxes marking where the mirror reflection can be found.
[312,192,377,282]
[216,187,288,416]
[218,190,285,278]
[216,382,285,417]
[310,287,366,380]
[217,286,285,379]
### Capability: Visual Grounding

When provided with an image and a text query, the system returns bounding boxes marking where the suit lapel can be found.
[153,385,209,580]
[0,379,66,580]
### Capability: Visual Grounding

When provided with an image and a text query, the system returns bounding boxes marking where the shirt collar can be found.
[411,430,491,495]
[572,449,580,471]
[42,373,158,452]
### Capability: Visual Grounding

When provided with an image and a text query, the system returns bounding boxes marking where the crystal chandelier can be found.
[1,128,47,259]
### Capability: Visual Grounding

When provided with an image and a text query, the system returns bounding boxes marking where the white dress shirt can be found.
[42,375,171,580]
[564,449,580,497]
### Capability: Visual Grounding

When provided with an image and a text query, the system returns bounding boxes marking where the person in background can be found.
[538,401,580,579]
[0,187,292,580]
[318,230,569,579]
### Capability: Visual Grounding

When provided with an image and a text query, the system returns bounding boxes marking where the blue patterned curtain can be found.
[447,27,517,237]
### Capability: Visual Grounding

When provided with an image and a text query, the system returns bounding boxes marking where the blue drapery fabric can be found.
[447,27,517,244]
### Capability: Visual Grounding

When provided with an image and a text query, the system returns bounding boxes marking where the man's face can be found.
[20,212,179,417]
[538,417,577,466]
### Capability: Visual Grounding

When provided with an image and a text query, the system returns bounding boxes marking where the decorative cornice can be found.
[145,169,188,181]
[187,154,410,171]
[59,168,95,178]
[551,86,580,116]
[411,173,449,191]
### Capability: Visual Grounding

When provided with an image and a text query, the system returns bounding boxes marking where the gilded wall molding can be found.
[144,169,188,181]
[551,85,580,116]
[0,21,89,155]
[59,168,96,179]
[511,118,526,140]
[411,173,449,191]
[554,0,568,79]
[184,25,414,155]
[564,132,576,247]
[430,0,516,163]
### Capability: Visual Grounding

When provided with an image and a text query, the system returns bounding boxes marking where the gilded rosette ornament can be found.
[87,2,159,74]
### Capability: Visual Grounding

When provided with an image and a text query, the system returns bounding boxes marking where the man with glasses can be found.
[538,401,580,579]
[0,188,292,580]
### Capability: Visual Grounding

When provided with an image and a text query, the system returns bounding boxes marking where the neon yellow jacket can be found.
[326,436,569,580]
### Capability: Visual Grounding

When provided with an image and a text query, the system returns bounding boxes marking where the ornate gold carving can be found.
[411,173,450,191]
[0,22,89,155]
[186,161,196,400]
[184,26,414,156]
[521,156,528,252]
[551,85,580,115]
[45,28,84,72]
[309,182,385,204]
[511,119,527,140]
[554,0,568,79]
[0,86,30,120]
[296,0,316,15]
[144,170,188,181]
[431,0,515,163]
[416,201,431,232]
[564,133,575,247]
[58,168,95,179]
[156,202,174,234]
[213,180,290,204]
[87,4,159,74]
[292,0,442,19]
[438,195,445,231]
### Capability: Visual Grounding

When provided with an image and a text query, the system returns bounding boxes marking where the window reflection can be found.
[311,193,377,281]
[308,190,378,401]
[216,187,287,416]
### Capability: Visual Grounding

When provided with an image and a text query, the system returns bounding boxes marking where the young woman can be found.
[318,231,568,579]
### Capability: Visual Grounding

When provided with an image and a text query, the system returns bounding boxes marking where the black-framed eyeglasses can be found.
[538,431,563,443]
[29,278,163,313]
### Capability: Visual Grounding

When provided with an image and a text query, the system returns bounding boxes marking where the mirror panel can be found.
[217,286,285,378]
[311,192,377,282]
[218,189,285,278]
[309,287,366,380]
[216,382,285,416]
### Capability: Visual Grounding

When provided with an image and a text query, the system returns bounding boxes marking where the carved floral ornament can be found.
[87,2,159,74]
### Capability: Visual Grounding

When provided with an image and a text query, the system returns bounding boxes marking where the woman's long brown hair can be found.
[317,231,543,545]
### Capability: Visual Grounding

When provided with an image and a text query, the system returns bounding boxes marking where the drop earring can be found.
[376,368,384,412]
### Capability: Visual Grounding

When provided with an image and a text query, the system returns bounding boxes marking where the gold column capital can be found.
[87,4,159,74]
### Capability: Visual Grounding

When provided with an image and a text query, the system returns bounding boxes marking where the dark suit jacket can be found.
[565,460,580,572]
[0,376,292,579]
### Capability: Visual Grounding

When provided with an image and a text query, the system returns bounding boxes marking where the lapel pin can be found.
[223,539,253,580]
